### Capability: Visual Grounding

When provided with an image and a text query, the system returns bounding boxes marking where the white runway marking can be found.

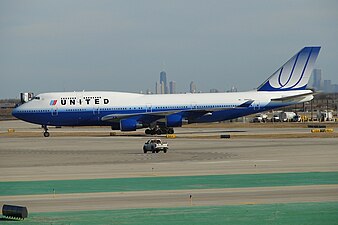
[195,160,281,164]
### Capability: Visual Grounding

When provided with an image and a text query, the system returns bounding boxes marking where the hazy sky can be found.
[1,0,337,98]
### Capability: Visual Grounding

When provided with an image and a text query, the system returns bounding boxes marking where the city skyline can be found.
[159,71,168,94]
[310,68,338,93]
[150,67,338,95]
[1,1,338,98]
[154,71,177,94]
[150,69,242,94]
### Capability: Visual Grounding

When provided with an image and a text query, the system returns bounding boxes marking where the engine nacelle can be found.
[120,119,143,131]
[166,114,183,127]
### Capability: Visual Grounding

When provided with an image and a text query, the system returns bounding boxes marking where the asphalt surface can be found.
[0,120,338,213]
[2,185,338,212]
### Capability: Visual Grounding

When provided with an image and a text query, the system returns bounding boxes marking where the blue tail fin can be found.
[257,46,321,91]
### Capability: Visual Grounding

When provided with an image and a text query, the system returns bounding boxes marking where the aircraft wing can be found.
[101,100,254,123]
[183,99,254,120]
[101,110,182,122]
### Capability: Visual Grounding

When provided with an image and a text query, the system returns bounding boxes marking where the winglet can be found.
[257,47,321,91]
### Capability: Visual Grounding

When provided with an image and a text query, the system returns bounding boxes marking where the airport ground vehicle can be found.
[252,114,268,123]
[279,111,296,122]
[318,111,334,122]
[143,139,168,153]
[271,114,280,122]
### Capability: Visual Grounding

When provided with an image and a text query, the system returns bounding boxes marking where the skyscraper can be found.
[311,69,322,91]
[190,81,196,93]
[155,82,161,94]
[323,80,332,93]
[160,81,165,94]
[160,71,169,94]
[169,81,176,94]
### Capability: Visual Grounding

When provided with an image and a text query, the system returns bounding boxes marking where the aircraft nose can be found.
[12,107,18,117]
[12,106,23,120]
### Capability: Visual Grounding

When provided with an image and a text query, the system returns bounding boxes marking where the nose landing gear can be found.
[42,125,50,137]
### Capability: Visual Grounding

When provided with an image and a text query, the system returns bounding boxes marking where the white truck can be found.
[143,139,169,153]
[252,114,268,123]
[318,111,334,122]
[271,114,280,122]
[279,112,297,122]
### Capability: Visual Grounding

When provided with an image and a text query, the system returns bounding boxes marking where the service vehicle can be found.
[271,114,280,122]
[143,139,169,153]
[252,114,268,123]
[279,111,296,122]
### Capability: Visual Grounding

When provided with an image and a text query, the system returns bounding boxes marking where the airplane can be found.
[12,46,320,137]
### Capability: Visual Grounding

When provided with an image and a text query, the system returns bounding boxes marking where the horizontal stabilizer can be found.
[271,92,314,102]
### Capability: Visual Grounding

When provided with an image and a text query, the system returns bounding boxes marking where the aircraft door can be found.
[191,103,197,110]
[253,100,260,110]
[93,106,100,115]
[146,104,152,113]
[50,99,58,116]
[51,108,58,116]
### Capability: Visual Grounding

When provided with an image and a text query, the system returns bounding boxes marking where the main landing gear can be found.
[42,125,50,137]
[145,127,174,135]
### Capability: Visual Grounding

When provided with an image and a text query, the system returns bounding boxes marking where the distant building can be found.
[332,84,338,93]
[210,88,219,93]
[190,81,196,93]
[311,69,322,91]
[160,71,168,94]
[227,86,237,92]
[169,81,176,94]
[160,81,165,94]
[155,82,161,94]
[323,80,332,93]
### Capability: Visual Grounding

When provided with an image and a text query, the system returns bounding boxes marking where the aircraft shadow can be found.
[177,130,246,135]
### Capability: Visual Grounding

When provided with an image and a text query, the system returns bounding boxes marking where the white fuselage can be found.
[12,89,313,129]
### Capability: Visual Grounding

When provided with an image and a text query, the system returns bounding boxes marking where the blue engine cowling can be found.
[166,114,183,127]
[120,119,142,131]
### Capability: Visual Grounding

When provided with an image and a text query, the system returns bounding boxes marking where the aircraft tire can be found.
[43,132,50,137]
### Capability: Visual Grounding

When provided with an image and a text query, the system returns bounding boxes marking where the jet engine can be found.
[165,114,183,127]
[120,119,143,131]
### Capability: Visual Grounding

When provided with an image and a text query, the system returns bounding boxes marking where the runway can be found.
[1,135,337,181]
[2,185,338,212]
[0,120,338,223]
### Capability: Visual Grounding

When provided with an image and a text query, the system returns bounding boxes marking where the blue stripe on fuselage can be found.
[12,103,287,126]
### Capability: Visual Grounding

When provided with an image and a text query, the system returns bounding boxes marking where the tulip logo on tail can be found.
[258,47,320,91]
[50,100,57,105]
